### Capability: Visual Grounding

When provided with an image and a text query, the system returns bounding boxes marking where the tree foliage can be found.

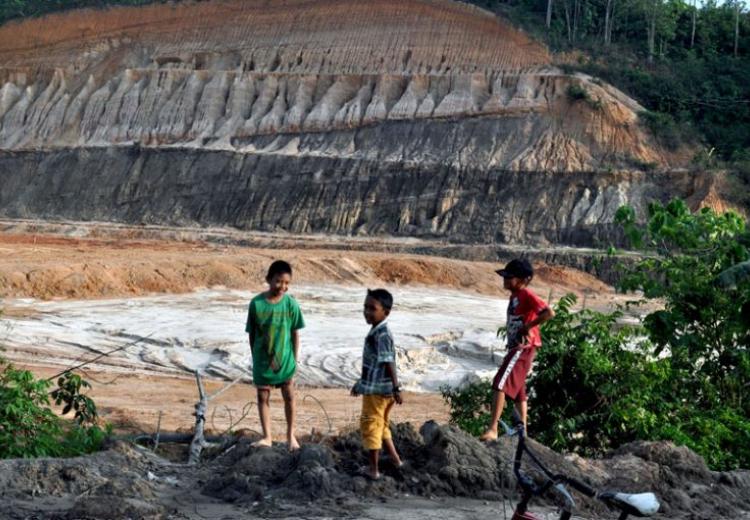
[0,353,110,458]
[443,200,750,470]
[0,0,155,25]
[466,0,750,163]
[527,294,665,455]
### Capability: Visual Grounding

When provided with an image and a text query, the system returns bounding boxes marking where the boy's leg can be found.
[253,387,273,447]
[479,390,506,441]
[361,395,385,479]
[368,449,380,479]
[280,379,299,451]
[482,350,522,441]
[515,400,528,431]
[381,398,402,466]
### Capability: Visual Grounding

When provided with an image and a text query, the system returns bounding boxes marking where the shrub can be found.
[527,294,665,455]
[0,358,110,458]
[441,200,750,470]
[566,83,590,102]
[440,379,494,436]
[639,110,682,150]
[615,200,750,469]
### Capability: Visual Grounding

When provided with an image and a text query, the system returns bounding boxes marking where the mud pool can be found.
[2,285,507,391]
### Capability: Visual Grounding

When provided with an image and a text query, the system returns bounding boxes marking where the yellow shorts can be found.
[360,394,395,450]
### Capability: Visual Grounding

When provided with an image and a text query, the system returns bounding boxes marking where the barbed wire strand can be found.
[302,393,333,435]
[46,332,155,382]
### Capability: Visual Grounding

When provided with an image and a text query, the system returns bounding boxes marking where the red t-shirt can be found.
[506,288,548,349]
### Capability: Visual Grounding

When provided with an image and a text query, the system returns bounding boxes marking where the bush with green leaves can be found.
[440,378,495,437]
[614,199,750,469]
[527,294,666,455]
[0,358,110,459]
[441,200,750,469]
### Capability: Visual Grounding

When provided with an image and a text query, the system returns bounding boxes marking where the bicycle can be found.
[499,415,660,520]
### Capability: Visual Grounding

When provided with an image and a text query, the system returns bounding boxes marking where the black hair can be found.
[367,288,393,310]
[267,260,292,280]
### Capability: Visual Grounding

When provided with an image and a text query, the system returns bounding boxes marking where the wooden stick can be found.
[188,371,207,465]
[153,410,163,453]
[207,370,250,402]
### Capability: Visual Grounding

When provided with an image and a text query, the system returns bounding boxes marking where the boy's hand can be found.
[350,383,360,396]
[394,390,403,405]
[519,323,530,339]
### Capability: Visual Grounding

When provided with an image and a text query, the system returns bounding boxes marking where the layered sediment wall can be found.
[0,145,700,246]
[0,0,698,248]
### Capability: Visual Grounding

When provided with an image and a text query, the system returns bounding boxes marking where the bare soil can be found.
[1,422,748,519]
[0,232,613,303]
[3,230,721,520]
[14,364,448,440]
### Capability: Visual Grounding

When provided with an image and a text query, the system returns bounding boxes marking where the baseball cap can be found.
[496,259,534,279]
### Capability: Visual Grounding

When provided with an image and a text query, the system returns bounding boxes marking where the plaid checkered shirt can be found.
[355,321,397,395]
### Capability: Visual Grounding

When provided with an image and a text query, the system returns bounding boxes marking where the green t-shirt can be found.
[245,293,305,386]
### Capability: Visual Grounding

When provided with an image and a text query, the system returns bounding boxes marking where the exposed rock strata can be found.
[0,0,697,248]
[0,146,700,247]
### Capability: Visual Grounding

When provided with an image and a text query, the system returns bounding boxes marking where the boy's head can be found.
[266,260,293,296]
[496,259,534,291]
[364,288,393,325]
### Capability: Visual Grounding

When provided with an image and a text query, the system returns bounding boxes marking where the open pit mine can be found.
[0,0,706,248]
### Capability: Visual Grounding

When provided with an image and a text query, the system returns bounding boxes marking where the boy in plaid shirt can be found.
[351,289,403,480]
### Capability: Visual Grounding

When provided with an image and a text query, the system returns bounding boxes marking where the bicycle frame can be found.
[501,419,660,520]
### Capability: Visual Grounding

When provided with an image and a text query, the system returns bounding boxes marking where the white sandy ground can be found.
[1,284,507,392]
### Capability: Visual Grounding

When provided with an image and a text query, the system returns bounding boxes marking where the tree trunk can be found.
[690,0,697,49]
[546,0,554,28]
[604,0,611,45]
[604,0,616,46]
[647,0,658,63]
[563,0,573,42]
[735,0,741,57]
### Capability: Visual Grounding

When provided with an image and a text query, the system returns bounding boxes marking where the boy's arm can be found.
[292,329,300,361]
[385,362,403,404]
[521,306,555,335]
[246,302,255,348]
[291,298,304,362]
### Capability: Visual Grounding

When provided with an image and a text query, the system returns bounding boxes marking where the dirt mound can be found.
[201,423,750,518]
[609,442,750,518]
[0,441,166,519]
[1,424,749,519]
[0,232,614,303]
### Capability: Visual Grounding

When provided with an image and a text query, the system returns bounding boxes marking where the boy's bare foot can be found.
[288,435,300,451]
[479,429,498,441]
[252,437,273,448]
[361,468,381,481]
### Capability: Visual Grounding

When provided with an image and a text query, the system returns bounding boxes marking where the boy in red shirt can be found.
[480,259,554,441]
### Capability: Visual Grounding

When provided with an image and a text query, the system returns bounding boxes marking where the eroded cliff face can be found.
[0,0,697,247]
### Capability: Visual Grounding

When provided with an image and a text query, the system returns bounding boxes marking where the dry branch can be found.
[188,371,207,465]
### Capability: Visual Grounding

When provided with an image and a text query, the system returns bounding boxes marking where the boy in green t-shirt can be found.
[245,260,305,450]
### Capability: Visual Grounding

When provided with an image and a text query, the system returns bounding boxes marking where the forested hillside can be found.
[467,0,749,162]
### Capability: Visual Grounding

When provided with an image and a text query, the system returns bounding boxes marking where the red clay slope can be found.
[0,0,550,74]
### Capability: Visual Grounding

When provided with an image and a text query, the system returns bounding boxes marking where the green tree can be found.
[443,199,750,469]
[527,295,665,455]
[616,200,750,410]
[615,199,750,468]
[0,351,110,458]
